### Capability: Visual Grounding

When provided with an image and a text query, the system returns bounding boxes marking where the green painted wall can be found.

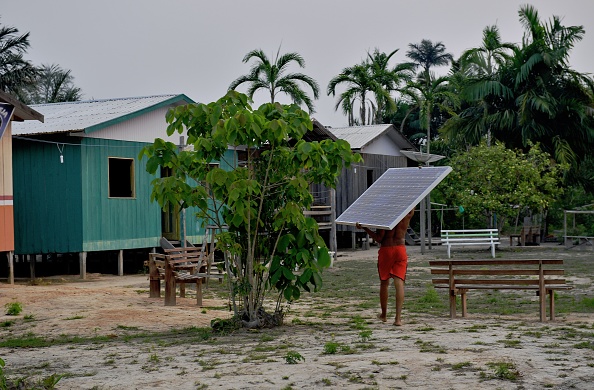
[12,137,83,254]
[12,138,237,254]
[80,138,161,251]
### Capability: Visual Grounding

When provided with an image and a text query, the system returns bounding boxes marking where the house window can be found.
[108,157,135,198]
[367,169,374,188]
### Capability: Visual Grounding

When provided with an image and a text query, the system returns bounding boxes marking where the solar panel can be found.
[336,166,452,230]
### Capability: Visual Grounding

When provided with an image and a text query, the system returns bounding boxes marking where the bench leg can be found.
[196,279,203,307]
[538,289,546,322]
[449,290,456,318]
[491,244,495,258]
[165,279,176,306]
[548,290,555,321]
[460,289,468,317]
[149,278,161,298]
[447,245,451,259]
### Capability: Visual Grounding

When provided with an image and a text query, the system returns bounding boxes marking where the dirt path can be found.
[1,243,593,389]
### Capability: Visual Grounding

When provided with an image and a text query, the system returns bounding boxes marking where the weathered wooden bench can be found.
[149,247,207,306]
[430,259,573,321]
[509,225,541,246]
[441,229,500,258]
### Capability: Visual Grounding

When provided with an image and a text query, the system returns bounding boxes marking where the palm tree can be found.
[441,25,516,147]
[0,19,39,94]
[327,63,375,125]
[404,40,454,152]
[402,73,459,154]
[366,48,414,123]
[447,5,594,169]
[229,48,320,113]
[18,63,83,104]
[406,39,453,84]
[328,49,412,126]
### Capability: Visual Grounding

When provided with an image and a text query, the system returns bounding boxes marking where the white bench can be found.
[441,229,500,258]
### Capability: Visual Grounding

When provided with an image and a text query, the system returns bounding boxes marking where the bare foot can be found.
[393,320,402,326]
[377,314,387,323]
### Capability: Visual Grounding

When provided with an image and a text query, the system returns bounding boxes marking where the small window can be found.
[108,157,135,198]
[367,169,374,188]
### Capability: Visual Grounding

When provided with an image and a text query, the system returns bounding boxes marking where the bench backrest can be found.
[163,246,206,268]
[441,229,499,243]
[430,259,567,288]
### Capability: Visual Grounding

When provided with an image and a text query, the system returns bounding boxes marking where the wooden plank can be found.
[455,278,566,285]
[429,259,564,266]
[431,269,565,276]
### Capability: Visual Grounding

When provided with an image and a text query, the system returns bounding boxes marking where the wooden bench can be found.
[149,247,208,306]
[441,229,500,258]
[509,225,541,246]
[430,259,573,321]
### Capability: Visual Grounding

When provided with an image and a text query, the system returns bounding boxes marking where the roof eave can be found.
[84,94,195,134]
[0,90,44,122]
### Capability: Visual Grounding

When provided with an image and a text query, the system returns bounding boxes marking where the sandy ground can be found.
[1,242,593,389]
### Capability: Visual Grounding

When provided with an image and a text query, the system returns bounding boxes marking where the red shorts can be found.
[377,245,408,281]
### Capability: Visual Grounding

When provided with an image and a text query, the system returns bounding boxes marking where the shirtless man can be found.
[356,208,414,326]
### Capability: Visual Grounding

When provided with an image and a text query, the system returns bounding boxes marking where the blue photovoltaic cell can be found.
[336,166,452,230]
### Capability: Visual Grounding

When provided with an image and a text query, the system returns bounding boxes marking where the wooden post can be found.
[29,254,35,280]
[117,250,124,276]
[164,257,176,306]
[79,252,87,279]
[448,262,456,318]
[538,260,546,322]
[549,289,555,321]
[148,254,161,298]
[196,279,203,306]
[420,196,426,254]
[330,188,337,260]
[7,251,14,284]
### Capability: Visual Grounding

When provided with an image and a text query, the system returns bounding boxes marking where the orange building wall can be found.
[0,123,14,252]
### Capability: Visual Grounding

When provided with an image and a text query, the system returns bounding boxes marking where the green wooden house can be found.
[11,95,232,277]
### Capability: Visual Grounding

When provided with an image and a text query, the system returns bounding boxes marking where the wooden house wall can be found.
[311,153,409,232]
[12,137,84,254]
[0,124,14,252]
[80,138,162,251]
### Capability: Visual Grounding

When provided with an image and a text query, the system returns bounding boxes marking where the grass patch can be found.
[484,361,520,381]
[4,302,23,315]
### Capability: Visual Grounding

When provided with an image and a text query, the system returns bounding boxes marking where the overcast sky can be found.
[3,1,594,127]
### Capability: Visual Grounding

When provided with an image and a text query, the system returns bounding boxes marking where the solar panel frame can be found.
[336,166,452,230]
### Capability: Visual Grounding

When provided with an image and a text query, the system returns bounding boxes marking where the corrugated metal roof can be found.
[12,94,194,136]
[328,124,395,149]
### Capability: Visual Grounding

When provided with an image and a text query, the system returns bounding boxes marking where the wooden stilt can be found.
[29,254,35,280]
[79,252,87,279]
[118,250,124,276]
[7,251,14,284]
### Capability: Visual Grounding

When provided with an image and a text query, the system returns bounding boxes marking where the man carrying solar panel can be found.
[356,208,415,326]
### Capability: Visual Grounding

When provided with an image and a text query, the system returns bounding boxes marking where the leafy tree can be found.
[0,18,38,94]
[439,142,566,231]
[17,63,83,104]
[141,91,360,328]
[229,48,320,113]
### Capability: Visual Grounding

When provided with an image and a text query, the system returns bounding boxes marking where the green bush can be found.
[4,302,22,316]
